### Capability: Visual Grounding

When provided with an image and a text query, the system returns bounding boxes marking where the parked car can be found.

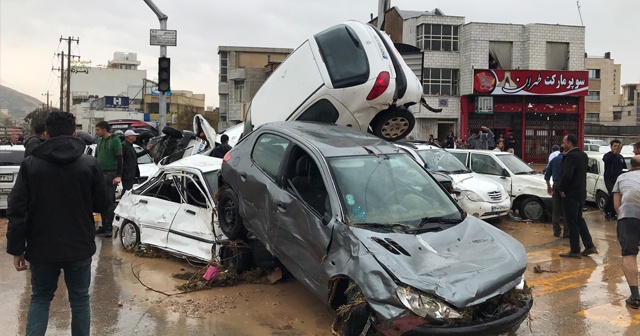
[586,152,634,210]
[395,141,511,219]
[216,122,245,147]
[0,145,25,209]
[243,21,423,141]
[108,119,159,136]
[584,139,607,146]
[217,121,532,335]
[113,155,224,261]
[584,143,601,152]
[448,149,552,221]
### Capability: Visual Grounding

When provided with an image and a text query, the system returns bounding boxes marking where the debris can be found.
[267,268,283,284]
[533,264,557,274]
[202,266,220,281]
[133,244,170,258]
[174,263,274,293]
[117,300,123,307]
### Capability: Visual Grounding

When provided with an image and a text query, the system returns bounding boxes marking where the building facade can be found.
[217,46,292,130]
[143,90,205,125]
[584,54,621,125]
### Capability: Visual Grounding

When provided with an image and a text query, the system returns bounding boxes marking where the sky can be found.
[1,0,638,108]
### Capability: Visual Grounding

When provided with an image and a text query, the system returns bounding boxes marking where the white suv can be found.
[396,142,511,219]
[244,20,423,141]
[448,149,552,221]
[0,145,25,209]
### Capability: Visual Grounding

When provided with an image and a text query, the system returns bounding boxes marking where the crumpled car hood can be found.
[513,174,548,196]
[351,215,527,309]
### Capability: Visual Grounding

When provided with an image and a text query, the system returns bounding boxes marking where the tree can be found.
[173,105,218,132]
[24,107,58,133]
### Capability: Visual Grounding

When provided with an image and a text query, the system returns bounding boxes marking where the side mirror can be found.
[322,213,332,226]
[501,168,510,177]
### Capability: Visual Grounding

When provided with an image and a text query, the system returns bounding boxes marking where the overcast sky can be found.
[1,0,638,107]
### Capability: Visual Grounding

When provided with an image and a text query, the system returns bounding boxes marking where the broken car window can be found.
[139,173,185,203]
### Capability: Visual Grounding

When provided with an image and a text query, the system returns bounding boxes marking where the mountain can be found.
[0,85,44,119]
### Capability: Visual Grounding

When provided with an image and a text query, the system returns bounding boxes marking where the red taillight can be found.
[366,71,390,101]
[223,151,231,163]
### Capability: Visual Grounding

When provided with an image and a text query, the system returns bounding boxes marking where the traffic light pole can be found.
[143,0,168,134]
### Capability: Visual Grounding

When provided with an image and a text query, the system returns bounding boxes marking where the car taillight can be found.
[223,151,231,163]
[366,71,390,101]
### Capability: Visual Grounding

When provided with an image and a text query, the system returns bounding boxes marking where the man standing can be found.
[545,147,569,238]
[5,134,19,146]
[557,134,598,258]
[548,144,561,163]
[613,155,640,308]
[95,121,123,237]
[634,141,640,155]
[474,126,494,150]
[23,124,47,157]
[6,112,109,335]
[121,130,152,192]
[212,134,232,159]
[603,139,627,220]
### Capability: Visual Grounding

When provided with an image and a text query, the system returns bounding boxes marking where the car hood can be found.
[512,174,548,196]
[350,216,527,308]
[193,114,217,147]
[451,173,506,201]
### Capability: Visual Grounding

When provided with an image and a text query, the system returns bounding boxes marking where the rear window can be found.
[315,25,369,88]
[297,99,340,124]
[0,150,24,166]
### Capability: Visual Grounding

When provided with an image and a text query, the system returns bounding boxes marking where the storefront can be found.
[460,69,588,164]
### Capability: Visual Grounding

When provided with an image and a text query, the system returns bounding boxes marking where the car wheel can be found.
[219,245,253,275]
[519,197,545,221]
[120,221,140,250]
[596,191,608,211]
[370,106,415,141]
[340,286,373,336]
[217,188,246,240]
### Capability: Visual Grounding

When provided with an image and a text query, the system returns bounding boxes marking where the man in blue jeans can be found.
[6,112,109,335]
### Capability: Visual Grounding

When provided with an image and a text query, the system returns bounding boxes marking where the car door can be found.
[585,158,600,202]
[270,145,332,289]
[131,172,183,248]
[240,133,291,244]
[166,171,217,261]
[470,153,513,197]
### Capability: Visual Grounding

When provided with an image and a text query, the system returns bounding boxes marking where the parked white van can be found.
[243,21,423,141]
[448,149,552,221]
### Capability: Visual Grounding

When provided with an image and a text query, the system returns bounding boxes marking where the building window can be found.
[422,68,459,95]
[219,94,228,119]
[416,24,459,51]
[613,111,622,120]
[626,86,637,102]
[546,42,569,70]
[220,52,228,82]
[588,69,600,79]
[234,81,244,102]
[629,111,632,117]
[585,113,599,123]
[489,41,513,69]
[586,91,600,101]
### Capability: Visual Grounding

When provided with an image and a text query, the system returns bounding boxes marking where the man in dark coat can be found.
[212,134,232,159]
[6,112,109,335]
[603,139,627,220]
[557,134,598,258]
[121,130,152,192]
[23,123,47,157]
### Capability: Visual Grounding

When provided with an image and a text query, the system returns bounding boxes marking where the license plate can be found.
[0,174,13,182]
[491,205,509,212]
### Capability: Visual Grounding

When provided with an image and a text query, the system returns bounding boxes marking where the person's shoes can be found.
[96,226,107,234]
[581,246,598,256]
[559,251,582,259]
[604,213,613,221]
[562,234,570,238]
[554,231,561,237]
[626,297,640,309]
[102,229,113,238]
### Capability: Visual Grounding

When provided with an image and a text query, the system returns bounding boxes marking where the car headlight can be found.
[395,287,462,320]
[462,190,483,202]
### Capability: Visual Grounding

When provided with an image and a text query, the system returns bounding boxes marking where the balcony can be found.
[228,68,246,80]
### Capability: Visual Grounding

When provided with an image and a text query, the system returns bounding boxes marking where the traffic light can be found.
[158,57,171,93]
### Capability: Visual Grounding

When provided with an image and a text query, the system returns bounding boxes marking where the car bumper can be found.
[541,196,553,213]
[457,198,511,219]
[399,297,533,336]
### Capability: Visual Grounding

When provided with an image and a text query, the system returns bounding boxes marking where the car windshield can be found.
[203,171,219,197]
[416,149,470,174]
[328,154,461,228]
[0,150,24,166]
[496,154,535,175]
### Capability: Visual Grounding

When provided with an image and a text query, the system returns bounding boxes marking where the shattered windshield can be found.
[328,154,461,228]
[497,154,536,175]
[416,149,470,174]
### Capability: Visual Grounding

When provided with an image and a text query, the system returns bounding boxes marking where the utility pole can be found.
[42,91,51,112]
[60,36,80,112]
[54,52,65,111]
[144,0,169,134]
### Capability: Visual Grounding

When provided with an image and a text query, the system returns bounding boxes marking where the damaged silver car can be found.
[217,121,532,335]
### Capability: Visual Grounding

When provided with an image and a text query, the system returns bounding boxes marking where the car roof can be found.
[261,121,401,158]
[0,145,25,151]
[448,148,508,155]
[164,155,223,173]
[394,141,443,151]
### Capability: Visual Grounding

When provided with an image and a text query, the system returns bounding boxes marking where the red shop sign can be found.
[473,69,589,96]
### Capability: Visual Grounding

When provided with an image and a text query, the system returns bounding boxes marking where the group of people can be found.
[544,136,640,309]
[421,127,518,153]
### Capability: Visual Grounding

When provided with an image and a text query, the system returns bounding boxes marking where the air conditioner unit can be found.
[476,96,493,114]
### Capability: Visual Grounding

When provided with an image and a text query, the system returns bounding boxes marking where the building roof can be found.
[217,46,293,54]
[395,7,445,20]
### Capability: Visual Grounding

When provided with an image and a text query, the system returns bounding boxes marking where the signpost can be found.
[150,29,177,47]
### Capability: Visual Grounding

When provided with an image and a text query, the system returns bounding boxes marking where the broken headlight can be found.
[462,190,483,202]
[395,287,462,321]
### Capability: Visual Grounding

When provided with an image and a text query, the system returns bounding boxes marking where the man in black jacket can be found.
[121,130,152,192]
[6,112,110,336]
[557,134,598,258]
[603,139,627,220]
[212,134,232,159]
[23,123,47,157]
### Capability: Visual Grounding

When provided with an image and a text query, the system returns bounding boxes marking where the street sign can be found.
[150,86,171,96]
[150,29,177,46]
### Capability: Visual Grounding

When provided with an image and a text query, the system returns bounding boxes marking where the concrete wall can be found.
[584,57,621,125]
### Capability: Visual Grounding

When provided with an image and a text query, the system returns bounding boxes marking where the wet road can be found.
[1,208,639,335]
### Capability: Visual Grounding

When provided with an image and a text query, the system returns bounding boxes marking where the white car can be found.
[0,145,25,209]
[586,152,633,210]
[449,149,552,221]
[244,20,423,141]
[216,122,244,148]
[584,143,601,153]
[584,139,607,146]
[396,142,511,219]
[114,155,225,262]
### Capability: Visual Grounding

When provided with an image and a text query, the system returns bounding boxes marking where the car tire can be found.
[341,287,373,336]
[595,191,608,211]
[217,188,246,240]
[220,245,253,275]
[369,106,415,141]
[519,197,545,221]
[120,221,140,250]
